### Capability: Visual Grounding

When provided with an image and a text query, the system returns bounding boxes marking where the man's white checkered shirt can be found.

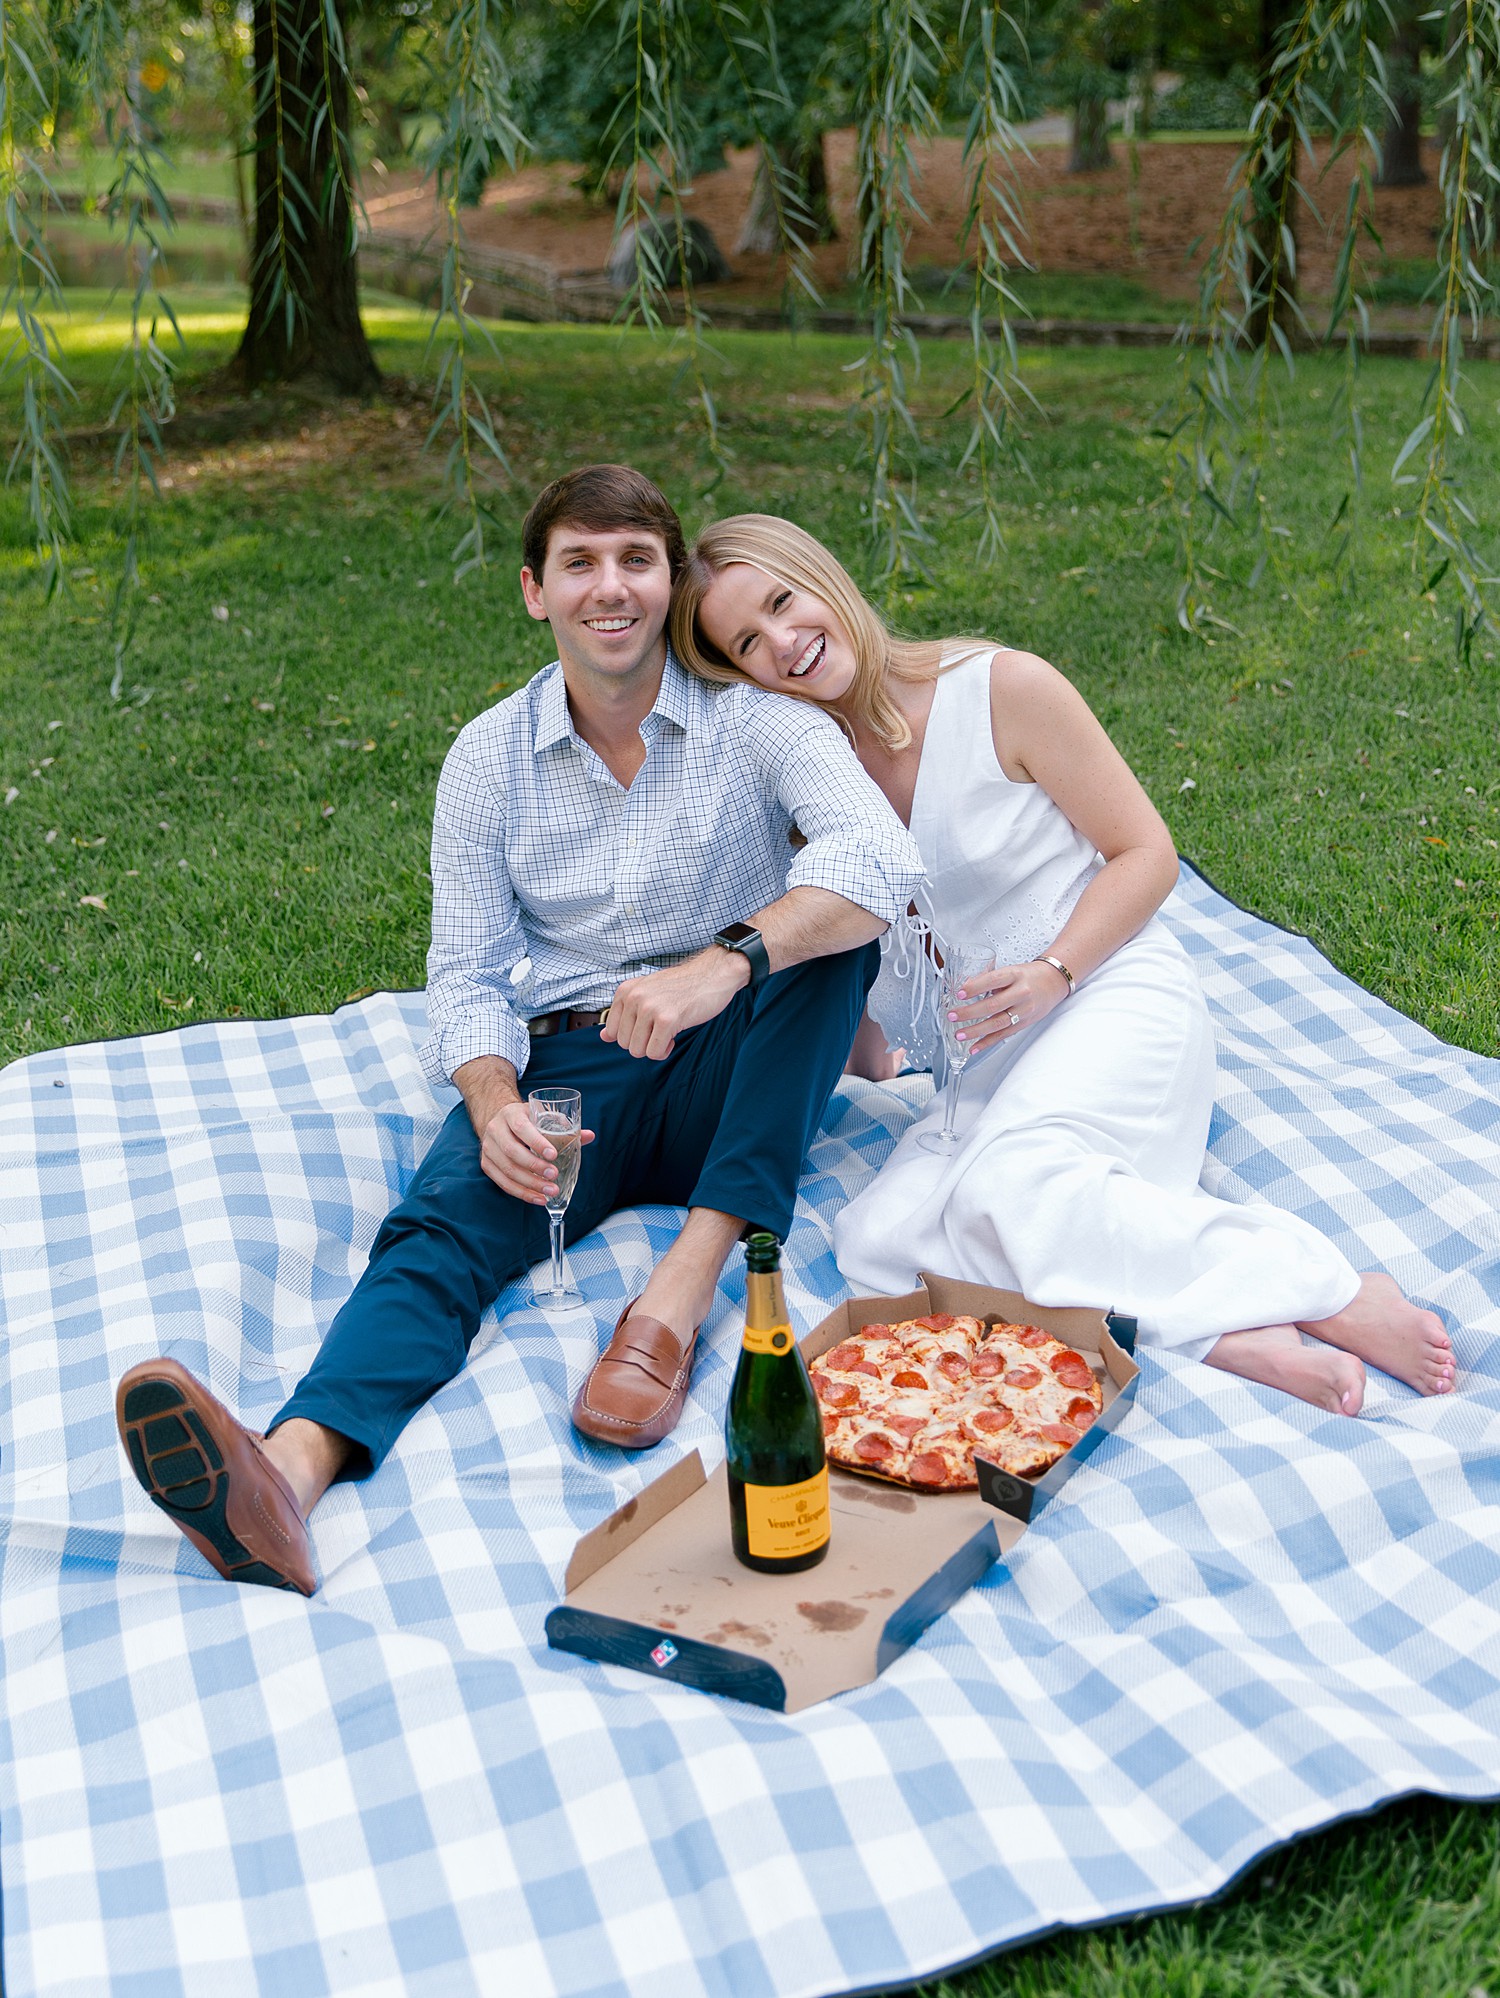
[422,654,923,1085]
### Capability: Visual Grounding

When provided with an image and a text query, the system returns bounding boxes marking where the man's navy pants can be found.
[271,944,879,1472]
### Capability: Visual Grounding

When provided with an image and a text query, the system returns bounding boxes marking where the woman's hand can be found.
[947,959,1071,1057]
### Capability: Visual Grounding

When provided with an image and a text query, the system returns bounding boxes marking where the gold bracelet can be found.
[1035,954,1075,996]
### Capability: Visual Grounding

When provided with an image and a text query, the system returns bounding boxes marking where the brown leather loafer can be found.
[571,1297,700,1449]
[116,1357,318,1596]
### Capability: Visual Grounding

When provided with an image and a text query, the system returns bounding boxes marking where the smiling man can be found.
[114,464,922,1595]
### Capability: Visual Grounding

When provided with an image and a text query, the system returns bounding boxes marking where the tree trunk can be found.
[1069,90,1112,172]
[1379,3,1427,186]
[1247,0,1298,347]
[737,135,838,255]
[233,0,380,394]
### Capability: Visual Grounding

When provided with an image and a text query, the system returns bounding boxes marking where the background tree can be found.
[232,0,379,392]
[1379,0,1429,186]
[733,4,864,253]
[1246,0,1302,346]
[1033,0,1154,174]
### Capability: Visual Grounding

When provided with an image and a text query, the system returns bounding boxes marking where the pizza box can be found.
[544,1273,1140,1713]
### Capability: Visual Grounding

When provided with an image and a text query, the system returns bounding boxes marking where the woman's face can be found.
[696,563,858,705]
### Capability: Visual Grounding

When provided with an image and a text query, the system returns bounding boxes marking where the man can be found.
[116,464,922,1596]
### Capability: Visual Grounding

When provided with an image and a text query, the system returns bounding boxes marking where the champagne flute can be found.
[529,1087,583,1305]
[917,943,994,1156]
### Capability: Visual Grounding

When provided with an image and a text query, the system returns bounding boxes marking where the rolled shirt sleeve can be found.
[422,735,534,1088]
[740,691,923,923]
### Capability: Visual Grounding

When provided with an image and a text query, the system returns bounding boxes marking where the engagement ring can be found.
[1008,1011,1021,1028]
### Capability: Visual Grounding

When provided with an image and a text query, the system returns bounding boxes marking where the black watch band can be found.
[712,921,770,990]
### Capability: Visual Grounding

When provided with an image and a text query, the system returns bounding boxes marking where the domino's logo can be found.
[650,1639,678,1669]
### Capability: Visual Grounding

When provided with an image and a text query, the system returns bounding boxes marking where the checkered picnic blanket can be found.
[3,861,1500,1998]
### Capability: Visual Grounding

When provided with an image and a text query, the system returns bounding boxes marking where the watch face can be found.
[717,922,758,946]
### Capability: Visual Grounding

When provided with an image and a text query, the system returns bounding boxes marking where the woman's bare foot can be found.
[1205,1324,1366,1416]
[1299,1273,1455,1396]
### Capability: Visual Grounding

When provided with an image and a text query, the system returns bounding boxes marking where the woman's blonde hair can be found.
[670,514,946,752]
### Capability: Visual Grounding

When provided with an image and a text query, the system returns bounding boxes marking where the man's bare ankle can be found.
[262,1417,352,1518]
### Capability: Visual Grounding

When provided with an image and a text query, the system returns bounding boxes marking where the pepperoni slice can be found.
[859,1323,894,1340]
[825,1343,864,1371]
[821,1381,861,1410]
[970,1406,1015,1435]
[887,1413,927,1441]
[1051,1350,1094,1386]
[1016,1324,1050,1349]
[907,1451,952,1488]
[822,1411,840,1436]
[1004,1365,1043,1390]
[850,1361,882,1379]
[935,1352,969,1382]
[914,1313,956,1332]
[853,1431,895,1464]
[1066,1400,1097,1430]
[1035,1421,1081,1447]
[891,1368,928,1391]
[969,1350,1004,1378]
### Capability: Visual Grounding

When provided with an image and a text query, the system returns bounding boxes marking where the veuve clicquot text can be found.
[725,1231,830,1573]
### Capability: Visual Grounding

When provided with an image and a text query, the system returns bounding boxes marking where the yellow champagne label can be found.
[742,1319,795,1356]
[743,1469,830,1561]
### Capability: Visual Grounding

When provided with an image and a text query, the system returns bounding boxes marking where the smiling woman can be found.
[672,510,1457,1423]
[671,511,944,756]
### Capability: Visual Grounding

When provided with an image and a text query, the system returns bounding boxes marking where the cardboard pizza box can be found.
[545,1276,1140,1714]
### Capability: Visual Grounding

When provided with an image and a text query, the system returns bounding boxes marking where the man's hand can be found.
[480,1099,596,1203]
[453,1053,596,1202]
[601,946,750,1060]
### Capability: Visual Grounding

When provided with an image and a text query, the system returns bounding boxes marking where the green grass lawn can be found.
[3,289,1499,1993]
[51,147,241,206]
[899,267,1186,323]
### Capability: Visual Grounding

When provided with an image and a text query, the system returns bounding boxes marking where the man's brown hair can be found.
[521,464,686,581]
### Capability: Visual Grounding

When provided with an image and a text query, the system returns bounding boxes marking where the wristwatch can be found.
[712,920,770,990]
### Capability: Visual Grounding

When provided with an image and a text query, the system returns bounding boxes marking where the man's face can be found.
[520,524,673,686]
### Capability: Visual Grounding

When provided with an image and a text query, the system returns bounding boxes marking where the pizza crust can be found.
[811,1312,1104,1492]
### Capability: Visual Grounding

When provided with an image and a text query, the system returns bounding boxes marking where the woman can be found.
[671,515,1454,1415]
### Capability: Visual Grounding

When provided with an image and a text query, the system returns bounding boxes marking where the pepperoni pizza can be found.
[811,1312,1103,1491]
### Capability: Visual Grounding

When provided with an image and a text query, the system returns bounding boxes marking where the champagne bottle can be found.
[726,1231,830,1574]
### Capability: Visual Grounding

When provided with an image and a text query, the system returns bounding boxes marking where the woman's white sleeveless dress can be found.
[834,648,1359,1361]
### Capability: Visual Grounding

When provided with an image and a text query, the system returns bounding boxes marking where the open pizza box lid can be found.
[545,1275,1140,1713]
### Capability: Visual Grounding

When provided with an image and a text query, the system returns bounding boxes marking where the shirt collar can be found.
[532,662,575,755]
[532,649,702,756]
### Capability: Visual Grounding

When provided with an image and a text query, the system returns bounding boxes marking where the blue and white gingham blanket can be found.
[3,862,1500,1998]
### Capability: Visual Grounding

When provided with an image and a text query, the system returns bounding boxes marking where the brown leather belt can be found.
[527,1007,609,1039]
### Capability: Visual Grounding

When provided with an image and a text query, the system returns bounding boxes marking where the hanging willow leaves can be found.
[1,0,72,599]
[9,0,1500,659]
[954,0,1035,563]
[425,0,523,578]
[1168,0,1497,644]
[603,0,728,484]
[1411,0,1500,657]
[853,0,939,581]
[704,0,818,310]
[99,61,180,696]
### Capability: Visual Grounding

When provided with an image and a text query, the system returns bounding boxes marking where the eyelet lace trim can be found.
[868,910,942,1072]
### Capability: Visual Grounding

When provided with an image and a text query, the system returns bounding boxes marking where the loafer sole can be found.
[117,1363,316,1595]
